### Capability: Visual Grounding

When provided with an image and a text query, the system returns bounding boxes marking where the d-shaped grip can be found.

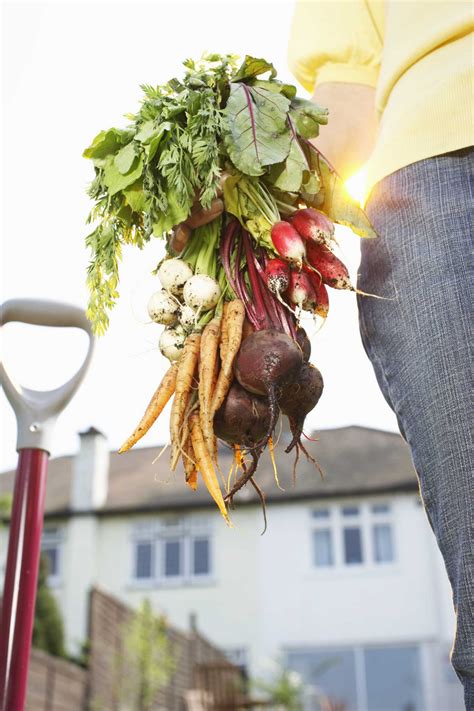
[1,299,95,452]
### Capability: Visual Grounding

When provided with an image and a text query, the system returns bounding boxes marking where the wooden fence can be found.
[26,647,88,711]
[88,587,242,711]
[24,587,245,710]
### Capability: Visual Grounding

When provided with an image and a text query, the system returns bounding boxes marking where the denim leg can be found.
[357,148,474,706]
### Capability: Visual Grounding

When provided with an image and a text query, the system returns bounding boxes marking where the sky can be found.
[1,0,399,473]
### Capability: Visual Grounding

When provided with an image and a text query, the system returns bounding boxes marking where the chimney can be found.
[72,427,109,510]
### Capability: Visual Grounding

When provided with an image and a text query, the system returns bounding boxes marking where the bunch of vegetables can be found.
[83,54,376,527]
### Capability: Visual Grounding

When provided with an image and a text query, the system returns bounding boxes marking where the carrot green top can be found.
[288,0,473,194]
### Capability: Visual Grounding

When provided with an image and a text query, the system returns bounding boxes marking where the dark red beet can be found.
[214,382,270,447]
[279,362,323,418]
[278,362,324,453]
[234,330,303,396]
[234,330,304,447]
[296,327,311,361]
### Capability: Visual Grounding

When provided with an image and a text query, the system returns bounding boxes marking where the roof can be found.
[0,426,418,518]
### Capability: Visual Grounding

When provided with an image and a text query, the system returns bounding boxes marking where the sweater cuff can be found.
[315,63,379,89]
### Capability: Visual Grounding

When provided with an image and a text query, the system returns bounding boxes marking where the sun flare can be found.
[345,167,369,208]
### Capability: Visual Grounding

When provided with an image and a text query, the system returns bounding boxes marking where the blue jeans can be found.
[358,147,474,708]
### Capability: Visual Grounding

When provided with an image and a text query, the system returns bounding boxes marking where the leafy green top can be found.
[83,53,375,334]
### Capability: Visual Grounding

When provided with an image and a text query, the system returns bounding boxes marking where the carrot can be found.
[189,414,231,525]
[199,316,221,459]
[182,435,198,491]
[118,362,178,453]
[219,302,230,365]
[211,299,245,415]
[170,332,201,470]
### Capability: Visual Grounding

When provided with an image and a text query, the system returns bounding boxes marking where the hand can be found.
[170,173,228,253]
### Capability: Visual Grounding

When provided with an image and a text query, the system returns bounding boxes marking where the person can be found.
[288,0,473,706]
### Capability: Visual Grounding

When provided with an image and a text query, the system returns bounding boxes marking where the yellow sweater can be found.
[288,0,474,191]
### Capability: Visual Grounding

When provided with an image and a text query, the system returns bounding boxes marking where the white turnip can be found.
[183,274,221,311]
[147,290,179,325]
[159,327,186,361]
[157,258,193,296]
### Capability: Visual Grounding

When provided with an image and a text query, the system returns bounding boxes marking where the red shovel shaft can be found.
[0,299,94,710]
[0,449,49,711]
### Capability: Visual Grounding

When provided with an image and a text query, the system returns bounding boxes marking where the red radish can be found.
[314,281,329,319]
[306,241,353,290]
[287,270,316,310]
[303,267,330,319]
[264,258,290,296]
[271,221,306,268]
[290,208,335,244]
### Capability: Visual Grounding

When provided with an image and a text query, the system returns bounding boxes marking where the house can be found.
[0,426,464,710]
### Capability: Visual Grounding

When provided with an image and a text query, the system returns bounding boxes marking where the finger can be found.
[215,170,230,197]
[186,198,224,229]
[170,223,192,254]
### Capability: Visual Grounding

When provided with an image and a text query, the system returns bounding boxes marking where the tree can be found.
[32,555,66,658]
[254,659,304,711]
[118,599,175,711]
[0,494,12,526]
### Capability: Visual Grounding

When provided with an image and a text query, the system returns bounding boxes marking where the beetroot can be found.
[278,362,324,453]
[214,382,270,447]
[296,327,311,361]
[234,329,304,446]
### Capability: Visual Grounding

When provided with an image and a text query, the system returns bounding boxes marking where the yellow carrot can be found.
[190,414,231,525]
[211,300,245,415]
[118,363,178,453]
[219,302,230,365]
[182,435,198,491]
[199,316,221,459]
[170,333,201,470]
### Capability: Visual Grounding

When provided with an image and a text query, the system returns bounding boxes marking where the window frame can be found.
[41,526,64,587]
[130,517,213,588]
[310,501,396,572]
[285,642,426,711]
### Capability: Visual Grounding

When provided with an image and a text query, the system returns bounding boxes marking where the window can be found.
[193,538,210,576]
[342,505,359,517]
[311,502,395,570]
[135,541,153,579]
[41,527,63,586]
[132,518,212,586]
[287,648,358,709]
[312,508,330,519]
[365,646,424,711]
[164,540,182,578]
[313,529,333,567]
[343,527,362,564]
[287,645,424,711]
[372,523,394,563]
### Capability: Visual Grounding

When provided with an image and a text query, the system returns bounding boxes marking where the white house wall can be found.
[0,491,464,709]
[96,506,263,658]
[89,495,459,683]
